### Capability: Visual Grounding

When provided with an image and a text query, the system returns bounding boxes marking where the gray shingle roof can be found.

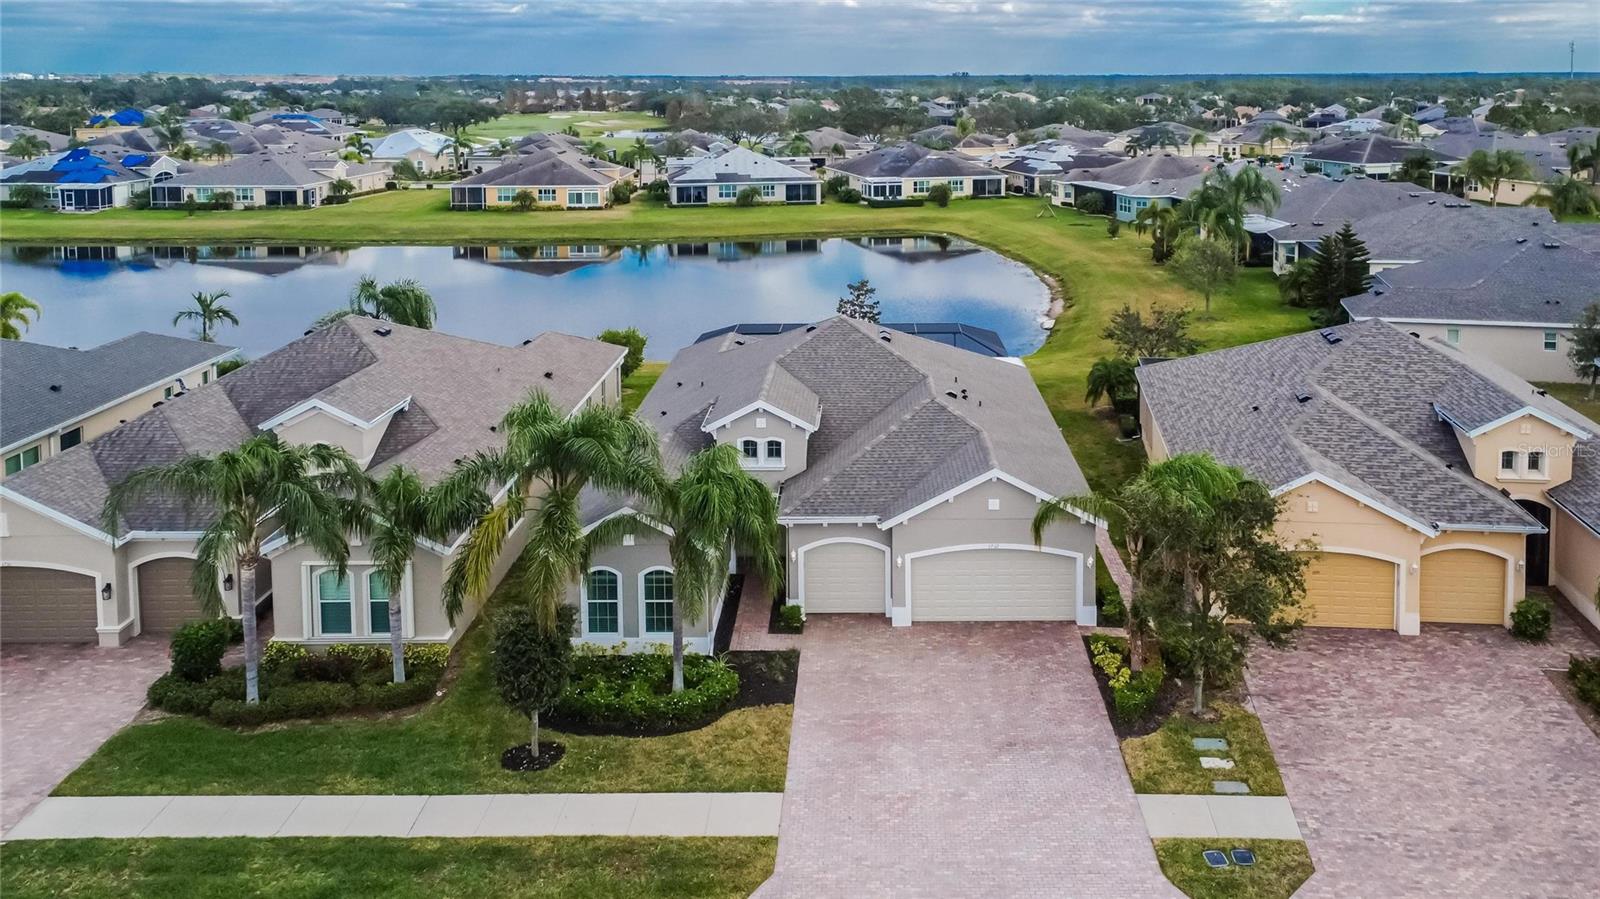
[0,333,234,451]
[1136,319,1589,533]
[601,316,1086,525]
[667,146,818,185]
[456,148,615,187]
[160,154,384,188]
[1062,153,1214,189]
[828,142,998,179]
[3,318,623,536]
[1344,227,1600,324]
[1302,134,1441,166]
[1427,131,1571,180]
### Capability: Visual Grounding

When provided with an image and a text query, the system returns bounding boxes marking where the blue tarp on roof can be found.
[110,108,146,126]
[49,148,122,183]
[121,153,152,168]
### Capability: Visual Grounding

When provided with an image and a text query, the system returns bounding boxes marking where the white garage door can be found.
[802,541,886,613]
[911,548,1076,622]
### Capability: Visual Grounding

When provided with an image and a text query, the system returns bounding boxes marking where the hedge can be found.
[554,652,739,729]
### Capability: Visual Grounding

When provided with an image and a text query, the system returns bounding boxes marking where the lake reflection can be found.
[0,238,1050,358]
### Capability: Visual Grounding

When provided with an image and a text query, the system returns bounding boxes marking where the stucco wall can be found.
[784,522,890,604]
[1397,323,1577,384]
[271,407,392,465]
[709,408,809,488]
[1551,506,1600,631]
[562,524,717,647]
[269,542,448,644]
[1458,413,1577,495]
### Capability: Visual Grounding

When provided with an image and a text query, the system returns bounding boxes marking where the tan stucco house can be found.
[0,333,234,483]
[825,143,1006,201]
[0,318,625,646]
[449,148,626,210]
[149,154,391,208]
[1344,228,1600,384]
[1138,319,1600,635]
[666,146,821,206]
[571,316,1101,653]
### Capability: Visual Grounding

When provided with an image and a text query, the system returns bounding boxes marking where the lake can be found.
[0,237,1051,359]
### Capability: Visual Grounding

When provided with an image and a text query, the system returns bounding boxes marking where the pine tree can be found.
[1305,222,1371,326]
[837,279,881,323]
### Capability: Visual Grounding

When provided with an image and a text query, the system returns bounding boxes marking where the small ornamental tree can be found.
[837,278,881,322]
[492,603,576,753]
[735,186,762,206]
[1167,235,1237,314]
[644,179,670,201]
[927,182,952,207]
[1569,302,1600,400]
[512,189,536,211]
[1106,216,1121,239]
[1075,192,1105,215]
[597,327,647,377]
[1102,304,1199,360]
[824,174,850,197]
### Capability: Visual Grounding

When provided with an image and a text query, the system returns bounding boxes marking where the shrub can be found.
[597,327,647,377]
[1095,565,1127,627]
[824,174,850,197]
[1510,596,1553,642]
[1570,656,1600,712]
[778,604,805,631]
[865,197,924,208]
[1075,192,1105,215]
[610,182,634,205]
[261,640,309,673]
[735,186,762,207]
[294,651,361,684]
[129,188,151,210]
[216,358,247,377]
[493,604,577,744]
[5,184,50,209]
[356,677,439,711]
[835,187,862,204]
[1106,216,1122,238]
[926,182,953,207]
[512,189,536,211]
[1118,414,1139,438]
[555,652,739,729]
[170,619,231,683]
[209,190,236,210]
[1088,634,1166,721]
[644,179,669,201]
[1303,161,1322,174]
[149,669,239,715]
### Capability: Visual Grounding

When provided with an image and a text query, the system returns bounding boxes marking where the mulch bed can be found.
[1083,635,1249,739]
[768,595,803,635]
[711,573,744,654]
[542,649,800,738]
[501,740,567,772]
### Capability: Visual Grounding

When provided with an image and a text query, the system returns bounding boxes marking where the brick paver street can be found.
[756,617,1180,898]
[1250,617,1600,899]
[1,639,171,832]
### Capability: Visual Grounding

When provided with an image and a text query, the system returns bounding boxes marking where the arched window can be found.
[740,439,759,460]
[765,439,784,463]
[316,569,352,636]
[367,570,395,635]
[642,569,674,634]
[585,569,620,635]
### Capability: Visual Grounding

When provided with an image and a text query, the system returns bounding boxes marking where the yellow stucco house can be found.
[1138,319,1600,635]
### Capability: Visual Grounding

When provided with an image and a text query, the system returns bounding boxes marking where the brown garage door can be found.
[1,566,97,643]
[1420,549,1505,625]
[137,557,206,633]
[1300,552,1396,629]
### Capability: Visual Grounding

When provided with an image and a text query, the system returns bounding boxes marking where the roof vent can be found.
[1516,237,1528,244]
[521,338,533,346]
[945,391,959,399]
[675,381,683,388]
[152,400,164,407]
[304,328,316,336]
[1310,220,1324,226]
[805,325,817,332]
[48,384,62,392]
[374,326,392,337]
[733,339,745,346]
[489,424,497,432]
[880,334,892,342]
[1318,329,1343,345]
[659,409,667,416]
[1295,391,1312,404]
[543,371,554,379]
[1542,241,1560,249]
[1372,289,1384,295]
[1250,404,1260,412]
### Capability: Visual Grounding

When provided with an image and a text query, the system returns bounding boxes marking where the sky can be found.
[1,0,1596,77]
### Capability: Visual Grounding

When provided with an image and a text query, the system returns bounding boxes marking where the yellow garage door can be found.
[1420,549,1505,625]
[1301,552,1396,629]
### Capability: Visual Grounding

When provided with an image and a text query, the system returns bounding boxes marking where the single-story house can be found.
[0,333,234,483]
[1138,319,1600,635]
[0,318,626,646]
[0,148,154,211]
[1426,130,1582,206]
[790,127,870,163]
[825,143,1005,201]
[1304,104,1349,128]
[570,315,1100,651]
[150,154,390,208]
[1343,229,1600,383]
[367,128,458,174]
[0,124,71,154]
[1212,116,1311,157]
[449,148,625,210]
[1051,153,1215,220]
[1285,134,1442,179]
[666,146,820,206]
[951,133,1010,157]
[1105,122,1206,155]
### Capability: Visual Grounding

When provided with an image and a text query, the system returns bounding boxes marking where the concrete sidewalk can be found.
[4,793,782,841]
[1137,794,1303,840]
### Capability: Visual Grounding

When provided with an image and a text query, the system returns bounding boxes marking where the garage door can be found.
[802,541,886,613]
[1,566,97,643]
[911,548,1075,622]
[1300,552,1396,629]
[1421,549,1505,625]
[137,558,206,633]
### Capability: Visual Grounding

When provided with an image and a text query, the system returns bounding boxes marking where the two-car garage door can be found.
[1299,549,1508,629]
[0,567,98,643]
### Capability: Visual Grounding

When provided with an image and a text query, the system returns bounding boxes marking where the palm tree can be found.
[208,141,232,162]
[595,444,780,692]
[583,139,611,160]
[172,290,238,342]
[6,133,50,159]
[315,277,437,329]
[1260,123,1291,154]
[170,143,200,162]
[781,132,813,157]
[433,138,462,172]
[1,291,42,340]
[1277,258,1318,307]
[154,121,188,152]
[103,434,367,704]
[359,466,487,684]
[1566,134,1600,186]
[441,391,660,632]
[1459,149,1533,206]
[1188,132,1208,156]
[344,134,373,160]
[1033,453,1238,672]
[329,178,356,200]
[1544,175,1599,218]
[1132,203,1182,263]
[1395,154,1436,188]
[1084,357,1137,408]
[1181,165,1281,260]
[1395,115,1420,141]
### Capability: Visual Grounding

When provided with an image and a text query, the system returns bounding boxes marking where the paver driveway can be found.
[0,640,170,833]
[1250,617,1600,899]
[756,617,1179,899]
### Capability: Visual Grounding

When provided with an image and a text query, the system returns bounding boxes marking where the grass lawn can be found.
[1534,381,1600,422]
[467,110,664,147]
[1121,702,1286,796]
[1153,838,1314,899]
[55,612,790,796]
[0,836,775,899]
[623,361,667,413]
[1,196,1314,492]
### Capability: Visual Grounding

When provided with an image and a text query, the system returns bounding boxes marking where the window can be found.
[585,569,620,635]
[538,244,559,258]
[1446,327,1461,345]
[765,439,783,463]
[1117,195,1134,215]
[568,189,601,207]
[234,188,254,203]
[643,570,674,634]
[740,439,759,459]
[912,179,931,194]
[1500,450,1518,472]
[58,428,82,451]
[195,187,214,201]
[537,188,556,203]
[718,184,739,200]
[4,445,41,476]
[367,571,393,635]
[761,183,777,198]
[164,386,175,399]
[201,370,211,385]
[497,187,518,203]
[1543,330,1559,351]
[1527,451,1545,475]
[316,569,353,636]
[949,179,964,192]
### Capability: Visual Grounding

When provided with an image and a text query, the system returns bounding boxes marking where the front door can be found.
[1518,500,1551,587]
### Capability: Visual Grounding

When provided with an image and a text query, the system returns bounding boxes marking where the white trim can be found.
[795,537,891,617]
[1434,403,1591,441]
[638,565,676,638]
[878,469,1104,530]
[778,516,879,525]
[0,349,237,458]
[1348,314,1575,329]
[0,487,114,544]
[736,435,786,470]
[1420,543,1516,626]
[579,566,625,643]
[1308,545,1412,634]
[1273,473,1440,537]
[363,567,408,638]
[0,559,110,634]
[902,543,1090,626]
[257,395,412,432]
[579,506,675,538]
[702,401,818,436]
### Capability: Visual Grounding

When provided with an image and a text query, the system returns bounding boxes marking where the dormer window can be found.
[1499,450,1517,473]
[1527,451,1544,475]
[741,439,759,460]
[765,440,783,463]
